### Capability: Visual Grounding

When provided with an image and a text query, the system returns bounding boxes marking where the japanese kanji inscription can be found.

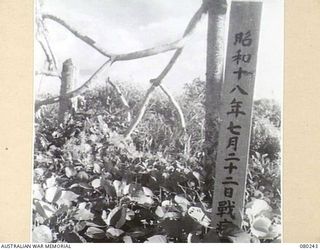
[212,0,263,229]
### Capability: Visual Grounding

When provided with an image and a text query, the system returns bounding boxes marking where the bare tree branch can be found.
[150,4,206,86]
[36,16,58,71]
[42,14,115,58]
[124,85,156,140]
[123,3,206,139]
[35,59,113,110]
[42,7,203,62]
[114,39,185,61]
[37,3,206,137]
[40,25,58,71]
[159,85,186,131]
[35,70,61,79]
[37,35,57,71]
[106,77,132,122]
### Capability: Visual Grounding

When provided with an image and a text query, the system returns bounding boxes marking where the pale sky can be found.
[35,0,283,101]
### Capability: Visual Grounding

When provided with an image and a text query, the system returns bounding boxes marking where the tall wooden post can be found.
[211,1,263,229]
[58,59,77,123]
[204,0,227,180]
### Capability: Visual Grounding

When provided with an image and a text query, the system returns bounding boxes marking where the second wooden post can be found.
[58,58,77,123]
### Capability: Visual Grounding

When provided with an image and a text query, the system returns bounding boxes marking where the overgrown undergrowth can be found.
[32,79,281,243]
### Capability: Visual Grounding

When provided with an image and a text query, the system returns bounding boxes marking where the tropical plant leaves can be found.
[130,194,154,207]
[62,231,83,243]
[34,200,57,218]
[142,186,154,197]
[101,178,117,197]
[246,199,272,219]
[32,225,53,243]
[78,182,92,189]
[145,235,167,243]
[93,163,101,174]
[85,227,106,239]
[250,216,272,238]
[174,195,190,212]
[77,171,89,181]
[187,206,211,228]
[74,208,94,221]
[105,206,126,228]
[106,227,125,238]
[163,212,181,220]
[56,190,79,206]
[65,166,77,178]
[33,184,44,200]
[32,82,281,243]
[91,178,101,189]
[155,206,165,218]
[122,235,133,243]
[45,175,56,188]
[61,190,79,202]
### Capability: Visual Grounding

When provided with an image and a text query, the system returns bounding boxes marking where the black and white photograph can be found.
[32,0,283,243]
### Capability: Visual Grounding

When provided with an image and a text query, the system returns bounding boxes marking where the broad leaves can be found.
[85,227,106,239]
[130,195,154,207]
[101,177,117,197]
[174,195,190,212]
[246,199,272,219]
[219,224,253,243]
[32,86,281,243]
[124,184,155,207]
[32,225,53,243]
[245,199,280,239]
[106,227,124,238]
[65,166,77,178]
[188,206,211,228]
[251,216,272,237]
[105,206,126,228]
[123,235,133,243]
[62,231,83,243]
[60,191,79,202]
[113,180,124,197]
[33,184,44,200]
[145,235,167,243]
[56,191,79,206]
[142,187,154,197]
[74,208,94,221]
[91,178,101,189]
[45,187,62,203]
[155,206,165,218]
[34,200,57,218]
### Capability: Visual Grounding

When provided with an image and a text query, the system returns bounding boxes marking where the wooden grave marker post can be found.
[211,0,263,230]
[204,0,228,183]
[58,58,77,123]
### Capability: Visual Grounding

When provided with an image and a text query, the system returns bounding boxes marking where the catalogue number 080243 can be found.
[300,244,319,248]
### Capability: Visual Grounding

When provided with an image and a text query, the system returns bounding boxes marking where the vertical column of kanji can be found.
[58,59,77,123]
[211,1,263,230]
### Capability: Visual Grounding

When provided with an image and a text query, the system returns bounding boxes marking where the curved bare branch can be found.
[42,6,203,63]
[36,15,58,71]
[150,4,206,86]
[123,3,206,139]
[42,14,114,58]
[123,85,156,140]
[35,70,61,79]
[37,2,206,137]
[159,85,186,131]
[114,39,185,61]
[41,26,58,71]
[35,59,113,110]
[106,78,132,122]
[36,35,58,71]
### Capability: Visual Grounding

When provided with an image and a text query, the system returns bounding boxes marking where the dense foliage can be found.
[32,79,281,243]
